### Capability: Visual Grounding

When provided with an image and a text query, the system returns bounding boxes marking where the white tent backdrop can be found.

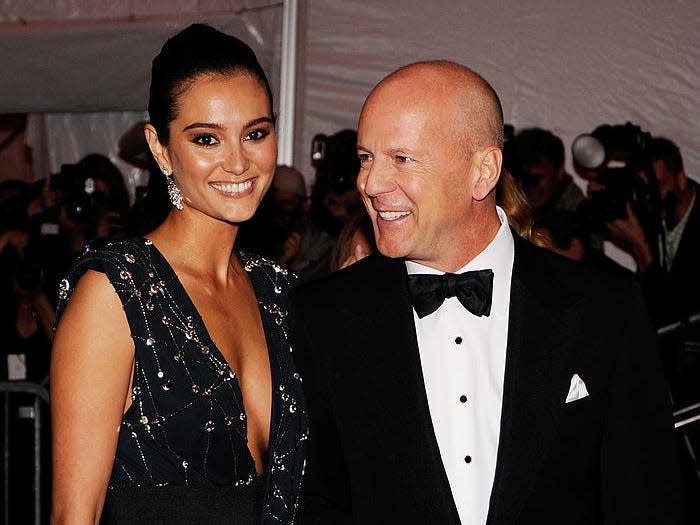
[2,0,697,181]
[0,2,285,199]
[299,0,699,184]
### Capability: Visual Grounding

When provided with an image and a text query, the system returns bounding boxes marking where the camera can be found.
[310,129,360,194]
[572,122,661,237]
[49,163,109,225]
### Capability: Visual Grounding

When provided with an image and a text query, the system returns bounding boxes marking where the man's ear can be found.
[555,163,566,182]
[144,123,171,173]
[472,146,503,201]
[676,170,688,192]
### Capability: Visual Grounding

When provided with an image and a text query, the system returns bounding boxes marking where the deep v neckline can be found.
[143,238,275,474]
[143,238,242,372]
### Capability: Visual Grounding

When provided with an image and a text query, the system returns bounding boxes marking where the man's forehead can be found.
[358,104,444,150]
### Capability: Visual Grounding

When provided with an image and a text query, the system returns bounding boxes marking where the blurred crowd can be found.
[2,123,700,398]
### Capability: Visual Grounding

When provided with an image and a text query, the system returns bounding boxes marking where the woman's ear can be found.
[144,123,171,173]
[472,146,503,201]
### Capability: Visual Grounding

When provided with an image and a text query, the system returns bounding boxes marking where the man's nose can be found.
[361,160,395,197]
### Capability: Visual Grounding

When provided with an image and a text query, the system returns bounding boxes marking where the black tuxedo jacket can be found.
[292,234,682,525]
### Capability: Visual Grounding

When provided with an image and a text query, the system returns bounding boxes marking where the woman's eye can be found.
[193,134,218,146]
[244,128,270,141]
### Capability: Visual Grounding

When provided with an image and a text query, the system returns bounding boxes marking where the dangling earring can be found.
[162,166,183,210]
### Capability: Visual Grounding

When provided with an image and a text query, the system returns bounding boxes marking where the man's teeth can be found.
[378,210,410,220]
[212,180,253,194]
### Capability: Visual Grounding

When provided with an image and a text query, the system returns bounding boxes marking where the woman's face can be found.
[151,72,277,224]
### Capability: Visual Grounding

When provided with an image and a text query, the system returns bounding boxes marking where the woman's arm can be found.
[50,270,134,525]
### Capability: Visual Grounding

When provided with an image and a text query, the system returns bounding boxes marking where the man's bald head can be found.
[364,60,504,153]
[356,60,505,271]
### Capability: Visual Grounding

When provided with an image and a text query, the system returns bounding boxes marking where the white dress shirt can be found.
[660,191,695,271]
[407,207,514,525]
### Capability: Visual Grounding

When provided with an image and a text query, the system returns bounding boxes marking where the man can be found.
[292,61,681,525]
[512,127,583,214]
[606,137,700,327]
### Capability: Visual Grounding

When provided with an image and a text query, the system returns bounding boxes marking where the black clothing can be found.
[641,181,700,327]
[292,234,681,525]
[57,238,308,524]
[102,481,264,525]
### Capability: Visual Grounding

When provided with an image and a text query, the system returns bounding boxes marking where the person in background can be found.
[605,137,700,326]
[532,208,631,277]
[511,127,584,216]
[236,165,309,266]
[288,129,362,282]
[118,119,173,236]
[0,181,55,381]
[328,209,375,272]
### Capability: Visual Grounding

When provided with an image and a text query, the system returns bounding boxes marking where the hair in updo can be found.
[148,23,273,145]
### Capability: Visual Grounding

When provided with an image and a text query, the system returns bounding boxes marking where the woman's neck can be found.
[147,209,240,283]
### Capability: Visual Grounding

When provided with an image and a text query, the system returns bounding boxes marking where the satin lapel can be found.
[487,237,584,525]
[340,256,461,524]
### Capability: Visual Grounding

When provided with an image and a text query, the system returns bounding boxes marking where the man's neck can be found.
[665,184,695,230]
[671,184,696,227]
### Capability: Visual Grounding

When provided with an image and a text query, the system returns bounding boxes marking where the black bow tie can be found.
[407,269,494,319]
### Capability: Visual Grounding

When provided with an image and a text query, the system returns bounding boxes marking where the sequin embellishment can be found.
[55,240,308,522]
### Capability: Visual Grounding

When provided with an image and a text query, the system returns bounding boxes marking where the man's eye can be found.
[245,128,270,141]
[395,155,412,164]
[193,134,218,146]
[358,153,372,166]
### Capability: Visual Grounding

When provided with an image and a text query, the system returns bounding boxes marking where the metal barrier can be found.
[1,381,49,525]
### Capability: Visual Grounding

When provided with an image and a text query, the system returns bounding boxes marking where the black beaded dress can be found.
[56,238,308,525]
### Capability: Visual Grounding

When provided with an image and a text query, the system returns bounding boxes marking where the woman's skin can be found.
[50,72,277,524]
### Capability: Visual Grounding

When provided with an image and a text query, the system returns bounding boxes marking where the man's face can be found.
[356,80,479,269]
[653,159,677,202]
[522,160,563,209]
[271,188,303,214]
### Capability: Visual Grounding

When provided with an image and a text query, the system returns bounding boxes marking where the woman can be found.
[50,24,307,524]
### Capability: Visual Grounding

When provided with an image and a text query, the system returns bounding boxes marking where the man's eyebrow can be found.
[356,143,370,152]
[182,116,274,132]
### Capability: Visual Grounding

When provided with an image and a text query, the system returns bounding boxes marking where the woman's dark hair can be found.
[148,23,273,145]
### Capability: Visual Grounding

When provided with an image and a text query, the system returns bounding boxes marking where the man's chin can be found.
[375,240,411,260]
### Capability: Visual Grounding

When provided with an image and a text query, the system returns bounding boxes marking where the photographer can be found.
[0,182,55,381]
[574,125,656,254]
[50,155,129,254]
[600,137,699,327]
[511,127,584,216]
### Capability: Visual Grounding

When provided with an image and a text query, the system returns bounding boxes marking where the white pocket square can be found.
[565,373,589,403]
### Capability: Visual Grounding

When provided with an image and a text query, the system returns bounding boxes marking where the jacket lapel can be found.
[340,255,462,524]
[487,236,584,525]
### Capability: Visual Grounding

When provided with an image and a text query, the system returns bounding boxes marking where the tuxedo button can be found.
[455,336,463,344]
[464,455,472,464]
[459,395,467,403]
